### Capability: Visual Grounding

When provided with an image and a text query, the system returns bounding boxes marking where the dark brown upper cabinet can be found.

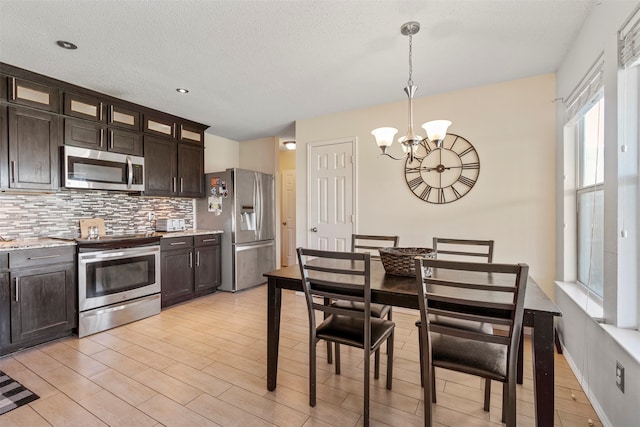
[7,106,61,191]
[178,122,204,145]
[64,119,142,156]
[177,142,204,197]
[8,77,60,113]
[144,113,176,139]
[63,92,104,122]
[108,103,140,130]
[0,75,7,101]
[144,113,206,146]
[1,62,208,194]
[144,135,203,198]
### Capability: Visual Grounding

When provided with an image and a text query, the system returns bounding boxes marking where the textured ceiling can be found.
[0,0,596,142]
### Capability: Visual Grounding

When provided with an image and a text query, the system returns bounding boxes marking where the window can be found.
[576,97,604,298]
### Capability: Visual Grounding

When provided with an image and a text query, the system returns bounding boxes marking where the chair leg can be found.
[502,382,507,423]
[364,344,370,426]
[422,347,433,426]
[327,341,333,364]
[431,366,436,403]
[504,379,517,427]
[310,339,317,407]
[335,343,341,375]
[418,324,424,387]
[483,378,491,411]
[374,349,380,379]
[386,332,394,390]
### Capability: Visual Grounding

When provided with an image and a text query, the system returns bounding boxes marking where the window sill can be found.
[556,281,640,365]
[555,281,604,321]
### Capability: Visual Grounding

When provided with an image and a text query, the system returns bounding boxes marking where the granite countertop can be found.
[155,229,223,238]
[0,229,223,251]
[0,238,77,251]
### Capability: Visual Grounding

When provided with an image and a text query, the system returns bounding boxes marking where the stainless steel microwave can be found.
[63,146,145,191]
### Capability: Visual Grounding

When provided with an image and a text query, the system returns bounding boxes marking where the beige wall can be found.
[239,137,278,174]
[279,150,296,171]
[295,73,557,297]
[204,133,239,173]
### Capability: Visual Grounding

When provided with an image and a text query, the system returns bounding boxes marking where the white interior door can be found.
[308,139,355,251]
[281,169,296,266]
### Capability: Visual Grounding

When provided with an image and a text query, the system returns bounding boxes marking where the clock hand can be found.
[419,165,463,172]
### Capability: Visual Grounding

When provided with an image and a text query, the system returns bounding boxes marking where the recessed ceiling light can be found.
[56,40,77,50]
[176,88,189,94]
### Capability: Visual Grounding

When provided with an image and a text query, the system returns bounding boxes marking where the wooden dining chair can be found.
[327,234,399,367]
[352,234,400,259]
[415,257,528,427]
[416,237,495,388]
[432,237,494,262]
[297,248,395,427]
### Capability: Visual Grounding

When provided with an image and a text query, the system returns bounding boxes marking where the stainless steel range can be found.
[73,234,162,337]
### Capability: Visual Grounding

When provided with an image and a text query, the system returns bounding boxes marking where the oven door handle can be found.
[91,251,127,259]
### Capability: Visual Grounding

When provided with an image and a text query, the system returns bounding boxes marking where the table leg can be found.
[532,313,555,427]
[267,278,282,391]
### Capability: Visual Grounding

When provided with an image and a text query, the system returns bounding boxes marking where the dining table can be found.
[264,259,562,427]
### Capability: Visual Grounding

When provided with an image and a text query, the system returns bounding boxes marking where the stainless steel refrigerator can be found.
[195,169,276,292]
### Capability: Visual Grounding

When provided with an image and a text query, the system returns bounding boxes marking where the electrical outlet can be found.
[148,212,155,222]
[616,361,625,393]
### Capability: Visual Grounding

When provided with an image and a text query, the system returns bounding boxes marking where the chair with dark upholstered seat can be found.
[416,237,495,393]
[415,257,528,427]
[328,234,399,369]
[297,248,395,427]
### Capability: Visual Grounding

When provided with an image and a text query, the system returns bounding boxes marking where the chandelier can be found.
[371,22,451,162]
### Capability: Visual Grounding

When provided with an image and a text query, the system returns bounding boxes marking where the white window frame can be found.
[575,96,605,299]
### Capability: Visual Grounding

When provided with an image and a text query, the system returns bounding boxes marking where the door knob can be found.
[282,221,287,225]
[311,227,318,232]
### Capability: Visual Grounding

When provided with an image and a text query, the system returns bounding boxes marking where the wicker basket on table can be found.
[379,247,436,277]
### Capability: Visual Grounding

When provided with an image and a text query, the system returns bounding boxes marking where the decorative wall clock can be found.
[404,133,480,204]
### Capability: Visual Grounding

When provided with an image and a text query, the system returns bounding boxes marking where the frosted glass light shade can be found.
[422,120,452,142]
[283,141,296,150]
[371,127,398,147]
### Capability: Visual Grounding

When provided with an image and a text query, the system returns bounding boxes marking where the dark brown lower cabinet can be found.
[161,234,221,308]
[0,246,76,356]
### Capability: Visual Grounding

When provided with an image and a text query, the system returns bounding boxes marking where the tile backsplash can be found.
[0,189,194,239]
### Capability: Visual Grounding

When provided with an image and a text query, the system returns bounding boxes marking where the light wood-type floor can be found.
[0,285,602,426]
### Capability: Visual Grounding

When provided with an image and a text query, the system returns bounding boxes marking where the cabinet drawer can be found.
[195,234,220,246]
[9,247,75,268]
[161,236,193,250]
[8,77,60,112]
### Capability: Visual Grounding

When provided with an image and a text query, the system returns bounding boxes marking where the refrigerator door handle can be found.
[236,241,274,251]
[256,173,262,241]
[253,172,262,240]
